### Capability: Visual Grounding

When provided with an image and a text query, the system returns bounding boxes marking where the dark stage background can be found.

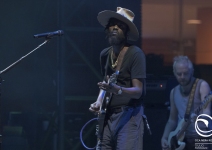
[0,0,173,150]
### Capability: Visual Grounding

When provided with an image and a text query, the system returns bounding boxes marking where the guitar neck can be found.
[194,95,211,115]
[98,90,106,110]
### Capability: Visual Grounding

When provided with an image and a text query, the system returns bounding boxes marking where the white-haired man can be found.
[161,56,211,150]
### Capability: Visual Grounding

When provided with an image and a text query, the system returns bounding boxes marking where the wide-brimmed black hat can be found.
[97,7,139,41]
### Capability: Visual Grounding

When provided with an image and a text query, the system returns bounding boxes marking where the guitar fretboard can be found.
[194,95,212,115]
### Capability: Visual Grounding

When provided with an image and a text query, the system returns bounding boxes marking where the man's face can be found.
[174,62,193,86]
[107,18,128,45]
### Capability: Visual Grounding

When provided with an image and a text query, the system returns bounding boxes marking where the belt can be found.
[109,104,141,114]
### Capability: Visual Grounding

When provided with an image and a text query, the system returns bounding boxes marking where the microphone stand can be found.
[0,39,49,75]
[0,38,50,149]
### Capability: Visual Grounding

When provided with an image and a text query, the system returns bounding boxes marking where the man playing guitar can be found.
[89,7,146,150]
[161,56,211,150]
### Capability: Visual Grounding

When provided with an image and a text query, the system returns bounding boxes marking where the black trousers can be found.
[96,106,144,150]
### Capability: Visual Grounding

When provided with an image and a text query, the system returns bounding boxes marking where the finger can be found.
[89,107,94,112]
[101,82,108,86]
[100,87,107,91]
[99,85,107,90]
[97,82,102,85]
[89,107,98,111]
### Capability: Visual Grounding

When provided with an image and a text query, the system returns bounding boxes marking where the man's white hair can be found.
[173,56,193,73]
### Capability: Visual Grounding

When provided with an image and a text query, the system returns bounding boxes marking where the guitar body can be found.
[168,119,187,150]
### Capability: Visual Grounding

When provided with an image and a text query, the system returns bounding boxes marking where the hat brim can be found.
[97,10,139,41]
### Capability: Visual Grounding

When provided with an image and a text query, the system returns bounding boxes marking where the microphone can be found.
[33,30,64,38]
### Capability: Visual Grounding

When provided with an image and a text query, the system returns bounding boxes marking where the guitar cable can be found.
[80,118,98,149]
[80,116,152,149]
[142,115,152,135]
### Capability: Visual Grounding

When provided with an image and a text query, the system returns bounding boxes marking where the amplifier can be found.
[146,79,167,91]
[144,75,178,105]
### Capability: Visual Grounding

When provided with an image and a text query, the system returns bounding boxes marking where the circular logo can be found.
[195,114,212,137]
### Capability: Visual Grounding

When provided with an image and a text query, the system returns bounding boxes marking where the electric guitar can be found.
[96,71,119,140]
[168,93,212,150]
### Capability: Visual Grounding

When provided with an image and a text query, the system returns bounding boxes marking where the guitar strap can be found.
[104,47,112,79]
[104,46,128,77]
[115,46,128,71]
[184,78,199,121]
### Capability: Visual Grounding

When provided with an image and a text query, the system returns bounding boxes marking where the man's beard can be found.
[179,76,192,86]
[108,33,126,45]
